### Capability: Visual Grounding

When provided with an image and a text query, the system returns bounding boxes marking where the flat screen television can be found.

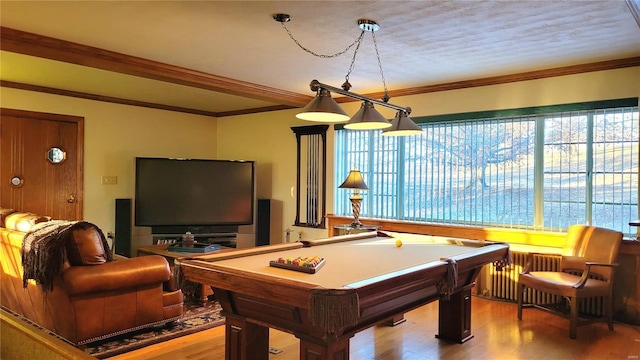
[135,157,255,227]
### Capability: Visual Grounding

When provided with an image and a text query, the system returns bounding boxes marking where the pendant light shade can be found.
[344,101,391,130]
[296,89,350,122]
[382,111,423,136]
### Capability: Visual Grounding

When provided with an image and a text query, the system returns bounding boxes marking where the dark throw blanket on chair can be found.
[22,220,113,292]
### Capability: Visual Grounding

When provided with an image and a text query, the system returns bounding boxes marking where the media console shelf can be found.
[152,233,237,248]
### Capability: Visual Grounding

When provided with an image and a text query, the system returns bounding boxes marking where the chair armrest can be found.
[572,262,619,289]
[63,255,171,296]
[585,261,618,268]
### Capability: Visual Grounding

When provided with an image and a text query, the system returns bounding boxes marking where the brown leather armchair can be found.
[517,225,623,339]
[0,210,183,345]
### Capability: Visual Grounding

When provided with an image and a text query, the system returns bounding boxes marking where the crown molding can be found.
[0,26,312,108]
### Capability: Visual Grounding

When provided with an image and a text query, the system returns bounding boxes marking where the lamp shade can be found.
[381,111,423,136]
[338,169,368,190]
[296,89,350,122]
[344,101,391,130]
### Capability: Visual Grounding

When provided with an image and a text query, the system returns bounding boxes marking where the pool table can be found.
[179,231,510,360]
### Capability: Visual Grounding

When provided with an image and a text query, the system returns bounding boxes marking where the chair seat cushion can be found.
[521,271,609,295]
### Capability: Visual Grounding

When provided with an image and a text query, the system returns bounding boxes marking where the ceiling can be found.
[1,1,640,118]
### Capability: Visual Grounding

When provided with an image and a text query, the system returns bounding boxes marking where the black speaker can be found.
[115,198,132,257]
[256,199,271,246]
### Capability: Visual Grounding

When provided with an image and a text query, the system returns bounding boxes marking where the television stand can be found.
[152,232,237,248]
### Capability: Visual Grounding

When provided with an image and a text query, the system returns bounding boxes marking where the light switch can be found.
[102,176,118,185]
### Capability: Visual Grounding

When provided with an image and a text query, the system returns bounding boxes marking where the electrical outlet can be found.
[101,176,118,185]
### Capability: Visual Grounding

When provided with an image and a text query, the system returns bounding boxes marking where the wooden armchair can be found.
[517,225,623,339]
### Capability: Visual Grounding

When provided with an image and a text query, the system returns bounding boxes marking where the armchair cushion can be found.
[65,226,108,266]
[63,255,172,296]
[22,221,114,292]
[5,212,50,232]
[0,208,16,226]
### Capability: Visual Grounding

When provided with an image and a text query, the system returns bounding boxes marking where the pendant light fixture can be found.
[382,110,423,136]
[275,14,422,136]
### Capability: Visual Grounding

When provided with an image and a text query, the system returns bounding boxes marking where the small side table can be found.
[333,224,380,236]
[137,243,234,304]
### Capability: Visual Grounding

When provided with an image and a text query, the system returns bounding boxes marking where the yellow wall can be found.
[1,87,217,238]
[216,108,342,242]
[405,67,640,116]
[1,66,639,247]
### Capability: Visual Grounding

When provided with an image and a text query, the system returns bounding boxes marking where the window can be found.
[335,99,639,237]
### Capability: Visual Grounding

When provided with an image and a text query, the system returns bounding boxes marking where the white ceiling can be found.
[1,1,639,117]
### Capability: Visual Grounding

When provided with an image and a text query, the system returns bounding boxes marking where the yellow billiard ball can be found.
[395,240,403,247]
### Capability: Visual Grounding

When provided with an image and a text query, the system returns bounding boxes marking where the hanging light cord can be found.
[279,21,365,59]
[276,14,391,103]
[342,32,364,91]
[371,31,390,103]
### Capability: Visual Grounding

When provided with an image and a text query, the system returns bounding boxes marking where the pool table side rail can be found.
[188,242,303,262]
[348,243,510,331]
[179,260,320,309]
[442,242,511,272]
[181,261,358,339]
[302,231,382,246]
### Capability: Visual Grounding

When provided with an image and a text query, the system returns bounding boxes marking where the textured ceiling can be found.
[1,1,639,116]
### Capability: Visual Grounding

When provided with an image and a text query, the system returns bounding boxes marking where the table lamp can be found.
[338,167,368,227]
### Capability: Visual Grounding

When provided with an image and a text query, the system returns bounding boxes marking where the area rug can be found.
[84,300,224,359]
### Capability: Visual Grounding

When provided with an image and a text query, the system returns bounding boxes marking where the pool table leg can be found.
[435,284,474,343]
[225,314,269,360]
[383,314,407,326]
[298,333,351,360]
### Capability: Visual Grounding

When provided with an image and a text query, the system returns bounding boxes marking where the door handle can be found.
[67,194,77,203]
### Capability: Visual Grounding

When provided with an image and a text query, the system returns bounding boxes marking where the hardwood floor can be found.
[110,296,640,360]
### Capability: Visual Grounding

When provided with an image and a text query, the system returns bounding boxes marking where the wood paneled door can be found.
[0,108,84,220]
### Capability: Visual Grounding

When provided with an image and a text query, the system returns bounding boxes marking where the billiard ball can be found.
[395,240,403,247]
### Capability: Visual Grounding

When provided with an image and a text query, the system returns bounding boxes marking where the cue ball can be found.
[395,240,403,247]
